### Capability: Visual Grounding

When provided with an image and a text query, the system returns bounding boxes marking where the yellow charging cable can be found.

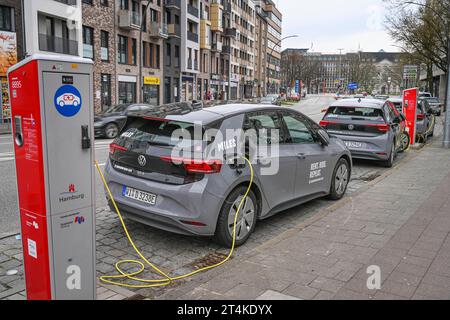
[94,158,254,289]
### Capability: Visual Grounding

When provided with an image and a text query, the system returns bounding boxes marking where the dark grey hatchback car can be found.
[103,104,352,247]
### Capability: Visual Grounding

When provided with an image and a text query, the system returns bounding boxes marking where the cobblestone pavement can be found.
[0,118,445,300]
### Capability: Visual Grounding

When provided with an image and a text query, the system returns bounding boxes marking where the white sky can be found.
[275,0,400,54]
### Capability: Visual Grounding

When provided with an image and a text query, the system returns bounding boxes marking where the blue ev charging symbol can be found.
[54,85,82,117]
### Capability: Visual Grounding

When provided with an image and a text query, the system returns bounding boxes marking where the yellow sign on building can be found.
[144,77,160,85]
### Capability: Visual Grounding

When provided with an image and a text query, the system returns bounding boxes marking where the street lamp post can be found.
[266,35,299,96]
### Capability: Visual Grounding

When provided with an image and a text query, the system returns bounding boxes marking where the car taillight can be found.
[374,124,390,132]
[109,143,127,155]
[417,114,425,120]
[319,120,335,127]
[160,156,222,174]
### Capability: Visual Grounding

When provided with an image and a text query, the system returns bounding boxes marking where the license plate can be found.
[345,141,365,149]
[122,186,157,205]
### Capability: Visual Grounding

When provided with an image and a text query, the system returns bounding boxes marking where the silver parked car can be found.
[103,104,352,247]
[416,98,436,139]
[320,99,403,167]
[423,97,442,116]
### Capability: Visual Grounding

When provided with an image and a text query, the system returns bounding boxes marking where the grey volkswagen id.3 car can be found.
[103,104,352,247]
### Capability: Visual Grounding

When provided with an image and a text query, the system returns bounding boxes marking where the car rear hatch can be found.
[109,116,221,185]
[320,106,389,138]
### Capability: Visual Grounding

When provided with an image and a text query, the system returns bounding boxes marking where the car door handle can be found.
[297,153,307,160]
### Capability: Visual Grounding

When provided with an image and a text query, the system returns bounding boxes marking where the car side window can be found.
[244,111,287,145]
[383,106,393,123]
[281,112,315,144]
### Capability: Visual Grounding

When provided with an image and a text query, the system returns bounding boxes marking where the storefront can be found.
[0,30,18,126]
[210,74,221,100]
[143,76,160,106]
[118,75,137,104]
[181,75,194,102]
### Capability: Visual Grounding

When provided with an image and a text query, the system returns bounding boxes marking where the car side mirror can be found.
[317,129,330,146]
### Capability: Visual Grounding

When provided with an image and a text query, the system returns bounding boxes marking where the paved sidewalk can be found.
[158,138,450,300]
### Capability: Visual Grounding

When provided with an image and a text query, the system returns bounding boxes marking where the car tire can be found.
[399,133,410,153]
[105,123,119,139]
[328,158,350,200]
[383,142,396,168]
[214,186,258,248]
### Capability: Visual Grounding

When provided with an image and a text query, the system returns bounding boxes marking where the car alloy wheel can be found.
[334,163,349,196]
[328,158,350,200]
[400,133,410,152]
[227,195,256,241]
[105,123,119,139]
[214,186,258,248]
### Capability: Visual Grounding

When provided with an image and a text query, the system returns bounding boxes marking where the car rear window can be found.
[325,106,385,122]
[120,117,208,148]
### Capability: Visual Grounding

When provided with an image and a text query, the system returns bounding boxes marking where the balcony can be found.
[224,27,236,38]
[187,31,199,43]
[39,34,78,56]
[222,45,231,55]
[168,23,181,37]
[165,0,181,9]
[160,23,169,38]
[212,41,222,52]
[55,0,77,5]
[119,10,141,30]
[149,22,169,39]
[187,4,199,18]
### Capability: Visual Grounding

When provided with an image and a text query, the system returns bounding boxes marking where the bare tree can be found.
[384,0,449,76]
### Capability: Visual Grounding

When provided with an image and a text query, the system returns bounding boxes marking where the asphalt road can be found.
[0,134,113,237]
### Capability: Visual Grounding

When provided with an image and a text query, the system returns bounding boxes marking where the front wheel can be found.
[214,186,258,248]
[399,133,410,153]
[105,123,119,139]
[328,158,350,200]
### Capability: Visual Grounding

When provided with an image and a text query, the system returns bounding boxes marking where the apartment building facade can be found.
[0,0,24,126]
[82,0,116,113]
[163,0,182,103]
[254,3,267,97]
[116,0,165,107]
[7,0,282,116]
[255,0,281,95]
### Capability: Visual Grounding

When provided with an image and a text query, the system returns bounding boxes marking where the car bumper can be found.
[330,133,390,161]
[94,125,106,138]
[103,159,223,236]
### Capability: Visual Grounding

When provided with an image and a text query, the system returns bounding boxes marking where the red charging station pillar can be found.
[403,88,418,146]
[8,54,96,300]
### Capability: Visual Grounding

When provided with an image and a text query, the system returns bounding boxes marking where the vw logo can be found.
[138,155,147,167]
[348,124,355,130]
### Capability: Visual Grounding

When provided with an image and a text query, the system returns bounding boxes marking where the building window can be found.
[100,30,109,61]
[82,0,93,5]
[143,84,159,106]
[120,0,129,10]
[38,14,78,56]
[82,26,94,59]
[119,81,136,104]
[101,74,112,109]
[131,38,137,65]
[166,43,171,66]
[118,35,128,64]
[0,5,14,32]
[100,0,109,6]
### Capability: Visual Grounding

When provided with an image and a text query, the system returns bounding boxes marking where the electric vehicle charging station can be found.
[8,54,96,300]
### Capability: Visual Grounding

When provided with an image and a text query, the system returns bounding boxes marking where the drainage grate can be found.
[190,252,229,270]
[354,173,381,182]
